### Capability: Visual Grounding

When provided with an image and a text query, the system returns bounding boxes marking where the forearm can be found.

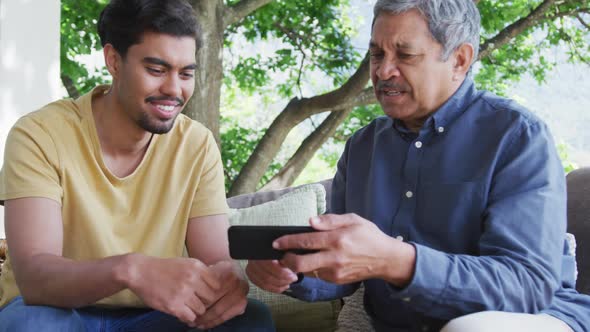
[386,244,560,319]
[16,253,135,308]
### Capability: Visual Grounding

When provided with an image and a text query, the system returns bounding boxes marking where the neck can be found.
[403,118,428,133]
[92,87,153,156]
[403,78,465,133]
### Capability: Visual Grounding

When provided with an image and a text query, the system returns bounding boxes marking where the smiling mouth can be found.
[385,91,402,96]
[154,104,177,112]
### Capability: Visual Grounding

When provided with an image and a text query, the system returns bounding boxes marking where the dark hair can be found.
[98,0,201,57]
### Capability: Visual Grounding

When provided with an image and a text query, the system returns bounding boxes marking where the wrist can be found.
[379,238,416,287]
[113,253,142,289]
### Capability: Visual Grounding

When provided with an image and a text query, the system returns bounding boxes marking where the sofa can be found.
[0,168,586,331]
[227,167,590,331]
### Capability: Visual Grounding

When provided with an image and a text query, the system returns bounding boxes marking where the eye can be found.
[398,53,416,60]
[146,67,165,75]
[369,51,384,58]
[180,71,195,79]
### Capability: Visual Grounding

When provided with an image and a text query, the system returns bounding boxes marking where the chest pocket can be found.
[414,181,485,253]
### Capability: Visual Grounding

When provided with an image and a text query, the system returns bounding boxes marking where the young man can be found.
[0,0,273,331]
[247,1,590,331]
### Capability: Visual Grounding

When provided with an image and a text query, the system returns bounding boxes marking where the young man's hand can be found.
[123,254,220,327]
[192,260,249,329]
[246,260,299,294]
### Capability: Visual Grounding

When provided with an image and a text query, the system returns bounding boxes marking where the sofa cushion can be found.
[228,183,341,331]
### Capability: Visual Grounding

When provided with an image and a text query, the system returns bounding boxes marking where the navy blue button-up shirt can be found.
[290,78,590,331]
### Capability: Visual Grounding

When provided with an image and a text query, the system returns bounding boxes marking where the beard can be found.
[137,95,186,134]
[136,111,178,134]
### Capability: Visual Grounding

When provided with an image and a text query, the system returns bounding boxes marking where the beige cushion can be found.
[336,285,374,332]
[229,183,341,331]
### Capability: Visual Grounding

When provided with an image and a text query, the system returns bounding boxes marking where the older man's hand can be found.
[275,214,417,287]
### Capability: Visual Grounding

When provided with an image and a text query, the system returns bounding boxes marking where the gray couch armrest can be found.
[567,167,590,294]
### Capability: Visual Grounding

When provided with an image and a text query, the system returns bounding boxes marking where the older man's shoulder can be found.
[477,90,543,128]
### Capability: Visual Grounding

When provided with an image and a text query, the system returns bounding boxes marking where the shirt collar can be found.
[431,78,478,132]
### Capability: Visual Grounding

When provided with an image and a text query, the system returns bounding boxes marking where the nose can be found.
[375,59,401,80]
[160,73,182,98]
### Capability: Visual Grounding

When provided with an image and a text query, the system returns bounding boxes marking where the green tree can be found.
[61,0,590,195]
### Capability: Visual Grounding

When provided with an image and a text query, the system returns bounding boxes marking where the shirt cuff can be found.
[386,242,452,312]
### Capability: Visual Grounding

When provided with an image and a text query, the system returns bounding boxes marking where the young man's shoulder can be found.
[12,97,83,136]
[169,113,216,144]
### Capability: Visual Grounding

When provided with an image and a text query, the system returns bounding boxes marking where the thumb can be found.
[310,213,363,231]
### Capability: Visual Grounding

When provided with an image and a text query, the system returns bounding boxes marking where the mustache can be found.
[375,80,409,91]
[145,95,185,106]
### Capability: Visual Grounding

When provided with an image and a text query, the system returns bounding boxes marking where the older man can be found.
[247,1,590,331]
[0,0,274,331]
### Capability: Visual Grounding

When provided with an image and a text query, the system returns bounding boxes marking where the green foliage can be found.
[61,0,590,185]
[224,0,361,98]
[314,104,383,168]
[557,142,579,174]
[61,0,109,96]
[475,0,589,95]
[220,119,283,191]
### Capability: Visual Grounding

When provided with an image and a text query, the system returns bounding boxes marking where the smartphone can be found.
[228,225,318,260]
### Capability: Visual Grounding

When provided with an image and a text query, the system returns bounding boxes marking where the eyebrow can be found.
[142,57,197,70]
[368,41,415,50]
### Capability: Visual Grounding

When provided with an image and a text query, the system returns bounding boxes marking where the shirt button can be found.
[405,191,413,198]
[414,141,423,149]
[402,297,411,302]
[396,235,404,241]
[438,126,445,133]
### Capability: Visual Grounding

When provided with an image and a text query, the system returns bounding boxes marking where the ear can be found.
[451,43,474,81]
[103,44,122,80]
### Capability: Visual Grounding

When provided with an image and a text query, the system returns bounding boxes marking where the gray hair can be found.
[373,0,481,62]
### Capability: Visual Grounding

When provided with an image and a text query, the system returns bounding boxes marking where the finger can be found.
[281,251,329,274]
[273,230,332,251]
[197,265,221,291]
[174,305,198,327]
[185,294,207,317]
[190,267,222,306]
[195,289,247,329]
[246,261,295,293]
[194,284,220,309]
[310,213,364,231]
[259,260,298,282]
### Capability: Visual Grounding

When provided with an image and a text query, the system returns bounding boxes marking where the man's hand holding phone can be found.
[245,213,418,294]
[229,225,318,293]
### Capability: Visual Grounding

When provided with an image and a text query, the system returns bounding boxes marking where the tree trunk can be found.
[61,74,80,99]
[186,0,225,144]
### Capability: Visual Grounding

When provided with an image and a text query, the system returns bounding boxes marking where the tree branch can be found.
[61,74,80,99]
[577,14,590,30]
[223,0,274,28]
[261,108,353,191]
[479,0,558,60]
[228,52,371,196]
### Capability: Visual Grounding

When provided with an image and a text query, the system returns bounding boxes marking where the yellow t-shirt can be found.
[0,86,229,307]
